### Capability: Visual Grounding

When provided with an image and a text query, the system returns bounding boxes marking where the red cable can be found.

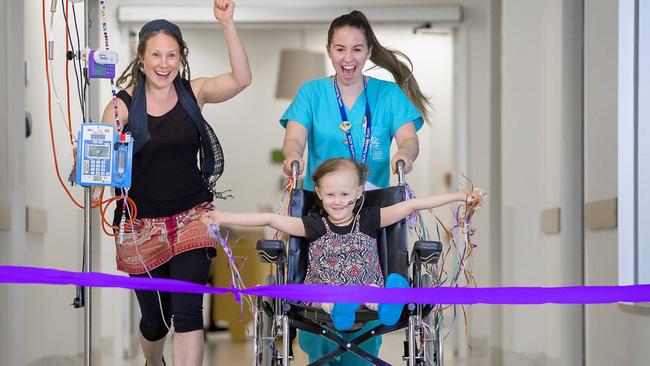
[42,0,90,209]
[42,0,139,235]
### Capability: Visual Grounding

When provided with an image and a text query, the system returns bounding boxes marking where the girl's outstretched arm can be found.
[379,191,469,228]
[201,211,306,237]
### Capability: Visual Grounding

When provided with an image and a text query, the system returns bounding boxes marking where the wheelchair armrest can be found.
[413,240,442,265]
[256,240,286,263]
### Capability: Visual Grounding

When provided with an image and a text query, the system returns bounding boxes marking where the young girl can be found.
[202,158,481,332]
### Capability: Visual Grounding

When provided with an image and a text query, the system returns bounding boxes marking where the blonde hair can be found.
[312,158,368,188]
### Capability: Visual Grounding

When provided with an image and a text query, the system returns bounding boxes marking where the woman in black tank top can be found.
[99,1,250,365]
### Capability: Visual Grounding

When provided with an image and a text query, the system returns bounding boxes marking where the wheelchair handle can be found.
[290,160,300,189]
[396,159,406,186]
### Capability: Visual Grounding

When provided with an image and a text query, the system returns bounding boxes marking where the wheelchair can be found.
[253,162,445,365]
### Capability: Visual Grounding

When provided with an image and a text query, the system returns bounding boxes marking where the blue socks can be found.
[330,302,360,331]
[329,274,409,330]
[378,273,409,326]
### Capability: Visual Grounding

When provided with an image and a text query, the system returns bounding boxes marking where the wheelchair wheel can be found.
[421,273,443,366]
[254,274,279,366]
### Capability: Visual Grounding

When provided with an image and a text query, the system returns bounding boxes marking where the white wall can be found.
[495,1,650,366]
[499,0,583,365]
[364,26,455,197]
[501,0,561,361]
[456,0,503,362]
[0,2,26,366]
[584,0,650,365]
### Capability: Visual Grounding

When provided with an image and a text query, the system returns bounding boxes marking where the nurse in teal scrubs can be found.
[279,10,432,365]
[281,12,429,190]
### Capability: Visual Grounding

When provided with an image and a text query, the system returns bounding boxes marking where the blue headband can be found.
[138,19,182,40]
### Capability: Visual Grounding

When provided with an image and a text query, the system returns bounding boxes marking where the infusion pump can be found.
[75,123,133,188]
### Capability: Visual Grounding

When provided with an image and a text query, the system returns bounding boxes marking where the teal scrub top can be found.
[280,76,424,190]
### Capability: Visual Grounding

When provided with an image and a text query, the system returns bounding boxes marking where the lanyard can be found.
[333,76,372,164]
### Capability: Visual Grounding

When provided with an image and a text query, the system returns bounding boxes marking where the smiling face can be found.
[141,32,181,89]
[315,166,364,223]
[327,26,371,86]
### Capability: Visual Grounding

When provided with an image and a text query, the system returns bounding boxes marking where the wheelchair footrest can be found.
[286,302,380,325]
[256,240,286,263]
[414,240,443,264]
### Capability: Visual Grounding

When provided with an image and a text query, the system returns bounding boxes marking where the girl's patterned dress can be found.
[303,215,384,287]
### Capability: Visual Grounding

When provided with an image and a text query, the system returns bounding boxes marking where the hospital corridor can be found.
[1,0,649,365]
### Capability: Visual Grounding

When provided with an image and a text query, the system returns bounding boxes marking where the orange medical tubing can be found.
[42,0,138,231]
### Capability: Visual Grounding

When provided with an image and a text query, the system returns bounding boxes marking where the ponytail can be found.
[327,10,432,123]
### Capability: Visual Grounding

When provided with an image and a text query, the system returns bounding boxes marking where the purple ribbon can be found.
[1,265,650,304]
[0,265,230,295]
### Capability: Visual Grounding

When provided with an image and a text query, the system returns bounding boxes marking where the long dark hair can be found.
[116,29,191,91]
[327,10,432,123]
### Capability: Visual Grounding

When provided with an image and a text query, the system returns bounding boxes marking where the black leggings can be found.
[131,247,215,341]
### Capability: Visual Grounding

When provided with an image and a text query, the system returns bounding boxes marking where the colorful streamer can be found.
[208,224,249,305]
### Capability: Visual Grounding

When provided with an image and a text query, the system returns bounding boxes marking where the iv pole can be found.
[83,0,96,362]
[73,2,124,363]
[79,1,96,365]
[83,0,92,361]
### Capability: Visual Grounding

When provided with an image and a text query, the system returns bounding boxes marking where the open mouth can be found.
[341,65,356,79]
[155,70,171,79]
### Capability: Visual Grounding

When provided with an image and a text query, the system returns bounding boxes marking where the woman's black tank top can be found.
[114,80,213,219]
